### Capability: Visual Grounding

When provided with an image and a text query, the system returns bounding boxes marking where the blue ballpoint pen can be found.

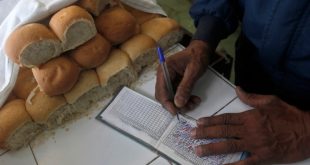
[157,46,180,121]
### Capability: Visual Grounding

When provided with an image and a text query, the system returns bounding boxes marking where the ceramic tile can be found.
[30,100,158,165]
[0,146,36,165]
[148,156,174,165]
[0,149,8,156]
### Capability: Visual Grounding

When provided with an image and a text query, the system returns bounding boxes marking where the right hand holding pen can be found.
[155,40,211,114]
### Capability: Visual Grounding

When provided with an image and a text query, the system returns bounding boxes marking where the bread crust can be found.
[64,70,100,104]
[78,0,110,16]
[120,34,156,61]
[49,5,96,51]
[141,17,180,41]
[96,49,132,86]
[32,56,81,96]
[95,6,137,45]
[25,89,67,124]
[0,100,31,148]
[13,68,37,99]
[70,34,111,69]
[4,23,62,67]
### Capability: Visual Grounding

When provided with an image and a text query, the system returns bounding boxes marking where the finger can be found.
[195,139,244,157]
[236,86,277,108]
[180,95,201,112]
[191,125,244,139]
[174,60,202,108]
[162,100,178,115]
[197,113,244,126]
[155,67,178,115]
[225,155,259,165]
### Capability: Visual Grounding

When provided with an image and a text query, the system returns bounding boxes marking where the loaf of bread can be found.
[64,70,105,115]
[32,56,81,96]
[95,6,137,45]
[25,88,70,129]
[78,0,111,16]
[123,4,161,24]
[120,34,157,73]
[141,17,183,49]
[5,92,18,104]
[0,99,42,149]
[70,33,111,69]
[96,49,137,96]
[4,23,62,68]
[49,5,97,51]
[13,68,38,99]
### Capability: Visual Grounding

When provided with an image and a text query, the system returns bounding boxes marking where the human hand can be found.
[155,40,211,115]
[191,87,310,165]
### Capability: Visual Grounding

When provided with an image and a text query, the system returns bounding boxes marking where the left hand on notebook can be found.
[190,87,310,165]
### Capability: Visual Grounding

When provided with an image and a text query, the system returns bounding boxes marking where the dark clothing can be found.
[190,0,310,110]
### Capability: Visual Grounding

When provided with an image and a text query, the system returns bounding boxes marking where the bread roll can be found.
[95,6,137,45]
[141,17,183,49]
[13,67,38,99]
[49,5,97,51]
[4,92,19,105]
[120,34,157,73]
[70,34,111,69]
[25,88,71,129]
[4,23,62,68]
[64,70,105,115]
[78,0,111,16]
[123,4,161,24]
[96,49,137,96]
[0,99,42,149]
[32,56,81,96]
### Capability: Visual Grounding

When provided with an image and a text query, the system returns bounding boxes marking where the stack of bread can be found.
[0,0,183,150]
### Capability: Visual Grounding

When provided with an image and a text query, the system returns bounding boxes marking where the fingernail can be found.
[175,96,186,108]
[195,146,203,157]
[190,129,196,138]
[197,118,205,125]
[193,97,201,105]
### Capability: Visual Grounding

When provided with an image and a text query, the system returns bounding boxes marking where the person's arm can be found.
[155,0,239,114]
[190,0,239,49]
[191,87,310,164]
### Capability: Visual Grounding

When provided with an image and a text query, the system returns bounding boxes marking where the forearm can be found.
[189,0,239,49]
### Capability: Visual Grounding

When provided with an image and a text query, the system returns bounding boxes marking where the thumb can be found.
[174,62,201,108]
[236,86,276,108]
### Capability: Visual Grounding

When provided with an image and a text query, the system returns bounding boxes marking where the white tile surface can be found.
[148,156,174,165]
[186,69,237,119]
[30,100,158,165]
[214,97,252,115]
[0,146,36,165]
[0,149,8,156]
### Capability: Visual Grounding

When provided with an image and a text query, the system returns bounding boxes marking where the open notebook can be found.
[96,87,243,165]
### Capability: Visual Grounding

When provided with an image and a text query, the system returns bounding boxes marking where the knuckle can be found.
[228,141,240,153]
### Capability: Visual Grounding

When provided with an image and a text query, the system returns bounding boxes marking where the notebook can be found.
[96,87,243,165]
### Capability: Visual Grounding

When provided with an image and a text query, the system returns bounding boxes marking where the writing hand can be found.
[155,40,210,114]
[191,87,310,165]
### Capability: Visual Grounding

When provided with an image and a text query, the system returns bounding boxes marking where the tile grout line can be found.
[29,145,39,165]
[146,155,160,165]
[212,97,238,116]
[0,150,9,157]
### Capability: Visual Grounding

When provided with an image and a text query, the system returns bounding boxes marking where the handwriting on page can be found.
[163,118,231,165]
